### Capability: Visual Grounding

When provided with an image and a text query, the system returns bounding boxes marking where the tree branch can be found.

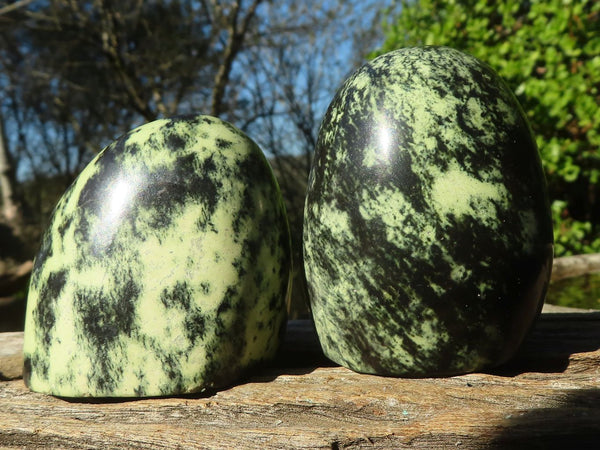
[210,0,262,117]
[0,0,34,16]
[97,2,156,121]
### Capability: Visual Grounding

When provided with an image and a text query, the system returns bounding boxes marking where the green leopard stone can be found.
[23,115,291,397]
[304,46,553,377]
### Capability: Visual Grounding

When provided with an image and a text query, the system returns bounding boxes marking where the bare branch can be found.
[210,0,263,117]
[0,0,34,16]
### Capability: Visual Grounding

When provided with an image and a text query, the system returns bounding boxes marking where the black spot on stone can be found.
[217,295,232,315]
[305,225,342,285]
[45,269,68,301]
[253,269,264,289]
[75,273,140,392]
[134,385,146,396]
[162,354,183,385]
[35,269,68,347]
[160,281,192,310]
[30,241,52,288]
[231,156,273,234]
[268,293,280,311]
[138,152,224,234]
[109,132,128,156]
[22,356,32,386]
[168,113,200,125]
[195,213,217,233]
[190,154,221,215]
[456,101,487,140]
[200,282,211,295]
[22,353,48,386]
[91,366,123,394]
[166,132,186,151]
[232,258,248,279]
[123,141,142,160]
[72,212,92,260]
[78,277,139,346]
[56,215,73,240]
[184,307,207,344]
[215,138,232,149]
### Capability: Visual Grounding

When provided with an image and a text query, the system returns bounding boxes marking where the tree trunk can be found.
[0,113,21,228]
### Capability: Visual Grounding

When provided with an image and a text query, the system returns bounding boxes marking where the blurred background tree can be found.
[0,0,396,327]
[374,0,600,257]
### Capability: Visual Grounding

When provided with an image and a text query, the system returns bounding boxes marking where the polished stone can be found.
[24,115,292,397]
[304,47,553,377]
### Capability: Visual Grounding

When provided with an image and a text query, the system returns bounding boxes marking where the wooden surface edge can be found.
[551,253,600,281]
[1,307,600,448]
[1,304,599,381]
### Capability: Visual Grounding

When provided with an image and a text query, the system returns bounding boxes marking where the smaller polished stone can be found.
[23,115,292,397]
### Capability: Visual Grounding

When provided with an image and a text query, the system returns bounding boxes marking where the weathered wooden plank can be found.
[551,253,600,281]
[0,332,23,381]
[1,308,599,449]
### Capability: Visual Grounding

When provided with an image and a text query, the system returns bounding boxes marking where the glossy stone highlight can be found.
[304,46,553,377]
[23,115,291,397]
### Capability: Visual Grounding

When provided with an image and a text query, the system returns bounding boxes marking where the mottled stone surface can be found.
[23,115,291,397]
[304,46,553,377]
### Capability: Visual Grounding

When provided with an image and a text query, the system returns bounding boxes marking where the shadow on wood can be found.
[489,388,600,449]
[492,311,600,376]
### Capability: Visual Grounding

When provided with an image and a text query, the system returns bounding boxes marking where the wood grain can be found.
[0,332,23,380]
[1,308,599,449]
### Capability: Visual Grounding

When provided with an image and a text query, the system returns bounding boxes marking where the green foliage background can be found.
[373,0,600,256]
